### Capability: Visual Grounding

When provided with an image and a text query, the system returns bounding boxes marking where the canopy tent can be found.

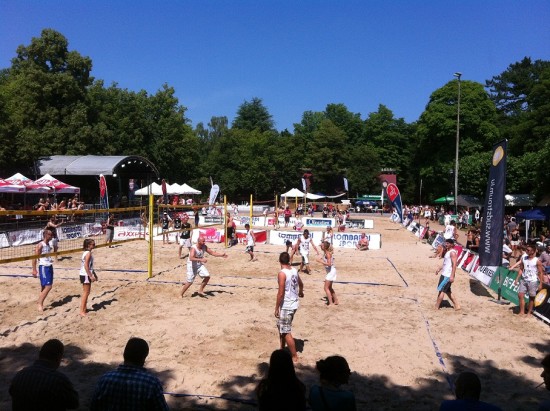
[135,182,164,196]
[170,183,201,195]
[134,182,201,196]
[515,207,550,242]
[433,195,483,208]
[0,178,26,193]
[5,173,52,193]
[516,207,550,221]
[280,188,325,200]
[33,174,80,194]
[35,155,159,177]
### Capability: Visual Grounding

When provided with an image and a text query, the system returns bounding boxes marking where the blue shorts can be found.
[437,275,451,293]
[39,265,54,287]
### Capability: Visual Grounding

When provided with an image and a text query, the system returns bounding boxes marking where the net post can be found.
[148,194,154,278]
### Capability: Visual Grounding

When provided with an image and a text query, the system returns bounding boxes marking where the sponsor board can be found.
[269,231,320,246]
[303,217,334,228]
[345,219,374,230]
[0,231,12,248]
[10,228,43,246]
[332,232,381,249]
[472,264,498,286]
[113,226,145,241]
[268,231,381,249]
[234,216,266,227]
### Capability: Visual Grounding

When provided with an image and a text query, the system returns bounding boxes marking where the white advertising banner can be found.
[345,219,374,229]
[9,228,42,246]
[0,231,12,248]
[332,232,381,249]
[113,226,145,241]
[269,230,381,249]
[269,230,321,246]
[303,217,335,228]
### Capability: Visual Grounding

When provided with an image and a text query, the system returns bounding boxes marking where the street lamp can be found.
[453,72,462,215]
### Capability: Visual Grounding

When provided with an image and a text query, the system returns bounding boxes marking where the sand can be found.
[0,215,548,410]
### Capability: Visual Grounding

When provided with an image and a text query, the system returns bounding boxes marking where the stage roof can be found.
[34,155,159,178]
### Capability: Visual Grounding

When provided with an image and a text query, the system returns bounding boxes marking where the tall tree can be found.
[486,57,550,156]
[232,97,274,133]
[0,29,93,173]
[414,80,499,202]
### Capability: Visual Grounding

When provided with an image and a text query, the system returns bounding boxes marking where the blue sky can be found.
[1,1,549,131]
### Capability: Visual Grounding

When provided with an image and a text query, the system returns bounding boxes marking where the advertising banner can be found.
[234,216,266,227]
[0,232,10,248]
[345,219,374,230]
[99,174,109,210]
[385,182,403,222]
[9,228,42,246]
[431,233,445,250]
[113,226,145,241]
[332,232,382,249]
[479,141,507,267]
[534,284,550,325]
[303,217,334,228]
[269,230,320,247]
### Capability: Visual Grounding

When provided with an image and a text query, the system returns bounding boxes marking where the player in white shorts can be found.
[180,236,228,298]
[317,240,339,305]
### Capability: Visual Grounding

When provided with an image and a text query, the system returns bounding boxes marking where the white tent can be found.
[281,188,325,200]
[281,188,305,198]
[0,178,26,193]
[33,174,80,194]
[170,183,201,195]
[134,182,164,196]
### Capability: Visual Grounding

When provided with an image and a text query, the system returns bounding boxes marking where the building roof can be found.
[34,155,159,177]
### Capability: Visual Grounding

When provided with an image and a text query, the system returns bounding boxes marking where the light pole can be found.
[453,72,462,215]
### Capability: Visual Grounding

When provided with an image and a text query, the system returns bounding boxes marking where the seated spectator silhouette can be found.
[255,349,306,411]
[540,354,550,411]
[309,355,356,411]
[439,371,502,410]
[90,337,168,411]
[9,338,79,410]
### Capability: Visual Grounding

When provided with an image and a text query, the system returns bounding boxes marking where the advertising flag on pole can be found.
[474,141,507,286]
[99,174,109,209]
[343,177,349,192]
[209,184,220,205]
[385,182,403,223]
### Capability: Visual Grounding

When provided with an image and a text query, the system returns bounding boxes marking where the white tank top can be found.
[280,267,300,310]
[188,244,206,269]
[441,249,456,277]
[299,235,311,254]
[79,250,94,276]
[38,241,53,266]
[521,256,539,282]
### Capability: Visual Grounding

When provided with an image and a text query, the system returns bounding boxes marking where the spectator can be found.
[513,243,544,317]
[309,355,356,411]
[9,339,79,410]
[439,371,502,410]
[255,349,306,411]
[90,337,168,411]
[356,233,369,251]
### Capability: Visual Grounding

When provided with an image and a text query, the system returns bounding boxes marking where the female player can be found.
[79,239,97,316]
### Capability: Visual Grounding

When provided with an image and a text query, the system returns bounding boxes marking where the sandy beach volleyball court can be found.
[0,215,548,410]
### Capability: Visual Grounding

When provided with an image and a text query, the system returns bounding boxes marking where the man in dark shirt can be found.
[91,337,168,411]
[9,339,79,410]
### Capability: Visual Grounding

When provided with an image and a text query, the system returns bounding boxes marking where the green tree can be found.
[232,97,274,133]
[414,80,499,201]
[0,29,93,173]
[486,57,550,156]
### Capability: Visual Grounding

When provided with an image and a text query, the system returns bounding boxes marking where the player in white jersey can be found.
[316,241,339,306]
[32,230,54,312]
[180,236,228,298]
[244,223,257,262]
[291,229,319,274]
[275,252,304,362]
[435,238,461,310]
[514,243,544,316]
